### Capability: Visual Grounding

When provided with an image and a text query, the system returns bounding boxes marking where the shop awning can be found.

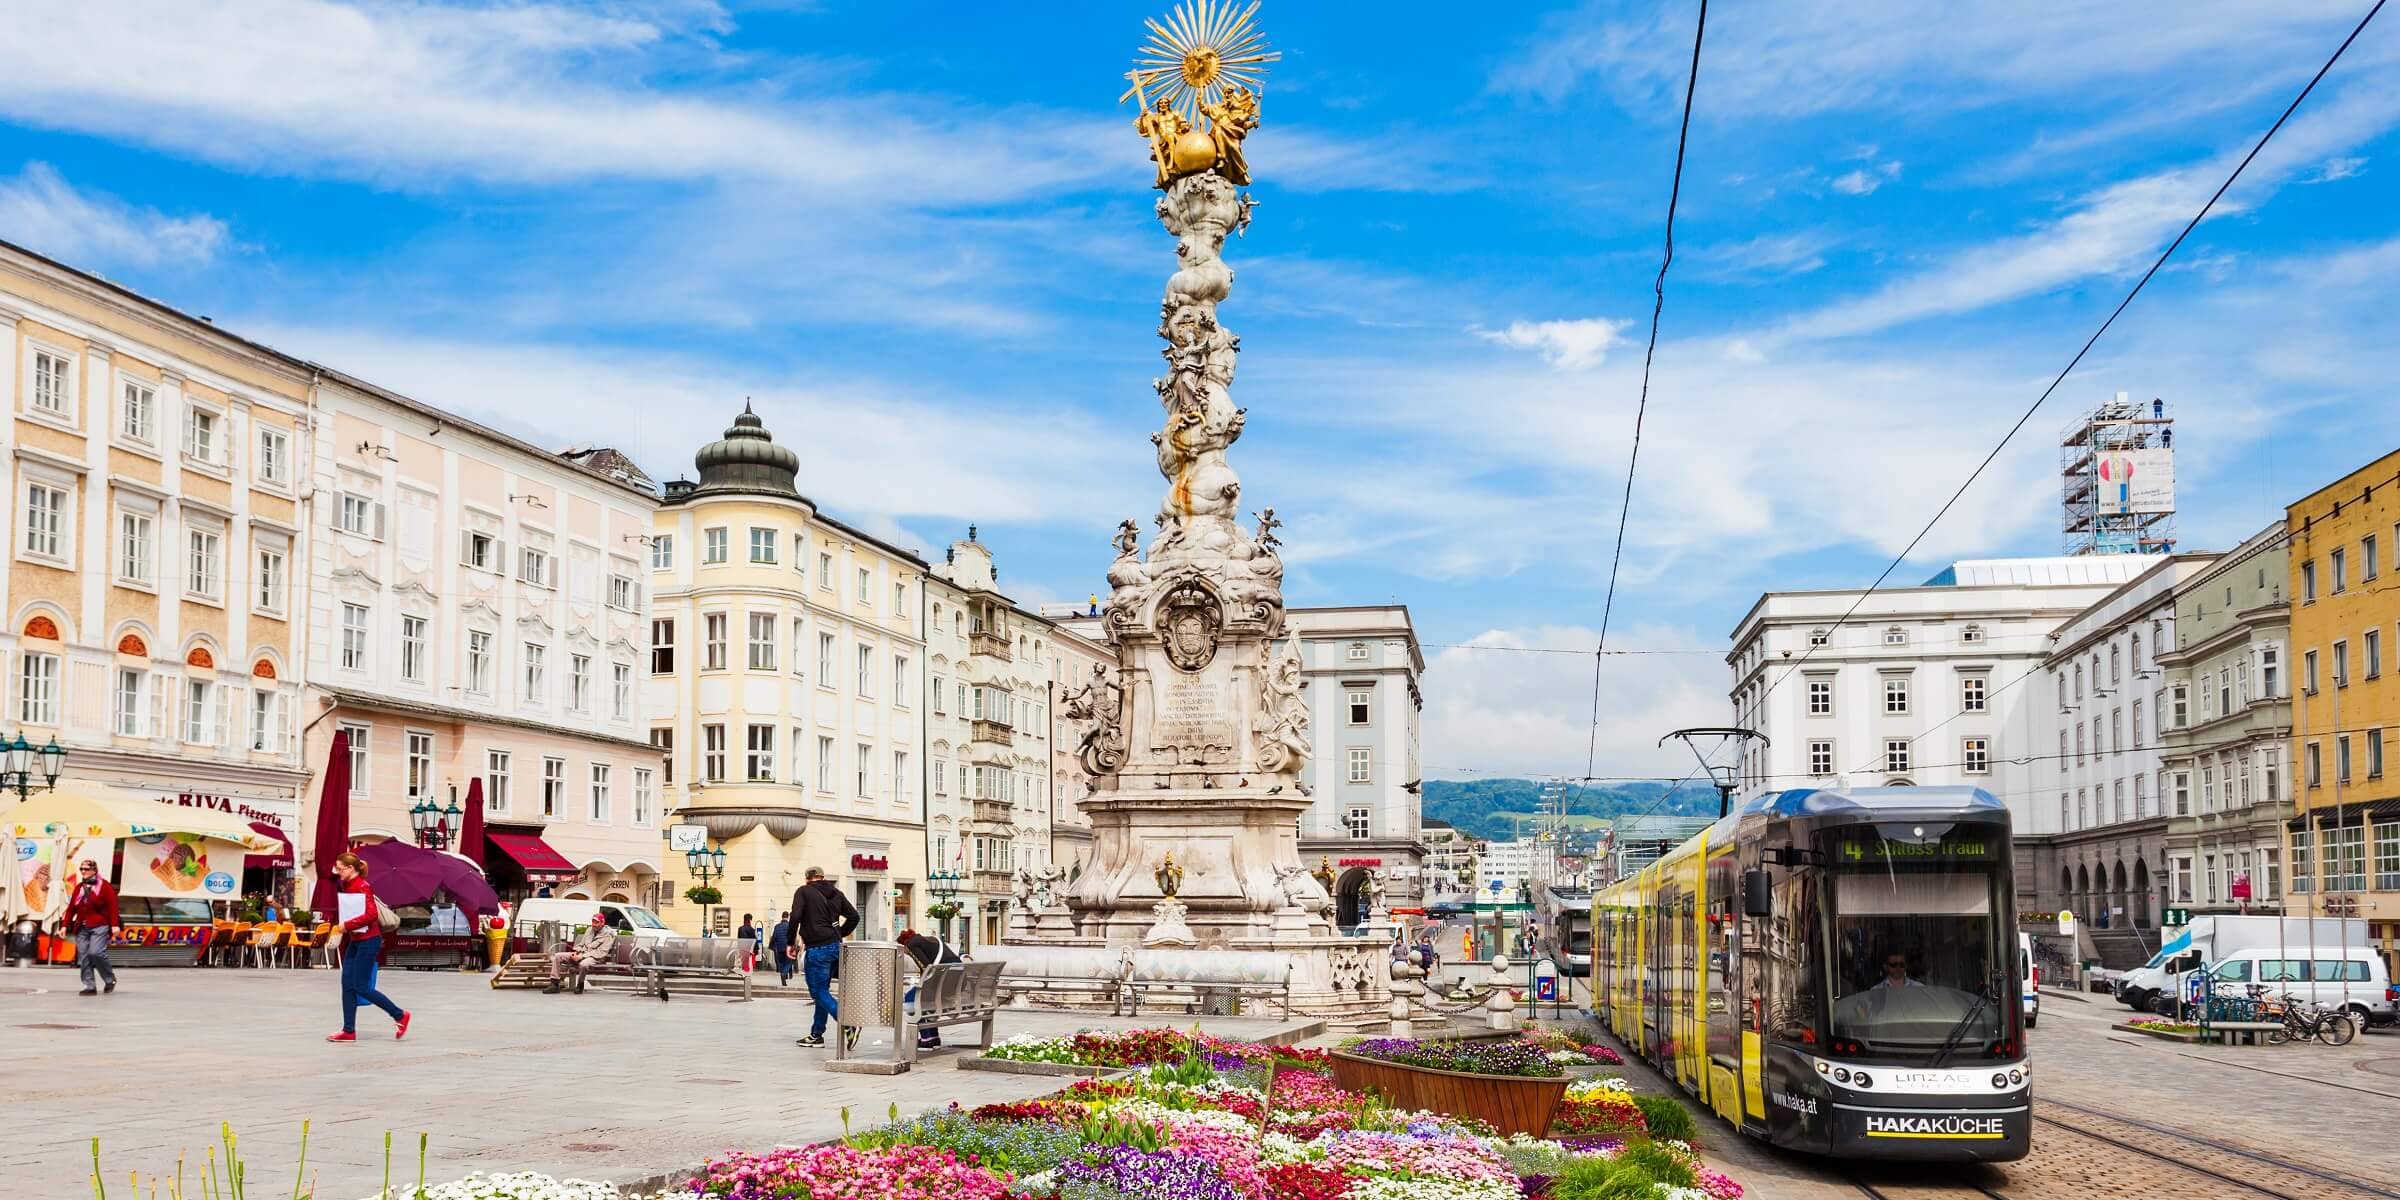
[487,831,579,880]
[7,787,283,852]
[244,821,294,868]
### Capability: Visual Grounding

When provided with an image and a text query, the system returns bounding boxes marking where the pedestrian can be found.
[737,912,758,972]
[326,851,410,1043]
[767,912,796,986]
[63,859,120,996]
[544,911,616,994]
[786,866,858,1047]
[899,928,961,1050]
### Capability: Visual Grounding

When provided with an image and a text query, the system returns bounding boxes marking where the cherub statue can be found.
[1253,507,1282,552]
[1200,87,1261,185]
[1134,97,1191,189]
[1033,862,1068,909]
[1012,866,1036,910]
[1112,518,1140,558]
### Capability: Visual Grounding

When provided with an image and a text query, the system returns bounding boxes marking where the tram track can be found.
[1847,1176,2010,1200]
[2028,1096,2400,1200]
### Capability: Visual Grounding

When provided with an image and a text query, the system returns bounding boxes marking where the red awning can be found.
[487,831,580,880]
[244,821,294,869]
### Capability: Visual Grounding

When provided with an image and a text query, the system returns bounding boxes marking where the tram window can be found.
[1827,873,2001,1050]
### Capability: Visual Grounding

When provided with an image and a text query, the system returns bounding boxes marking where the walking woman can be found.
[326,852,411,1043]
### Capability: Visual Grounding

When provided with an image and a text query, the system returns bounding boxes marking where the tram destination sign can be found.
[1835,832,1994,863]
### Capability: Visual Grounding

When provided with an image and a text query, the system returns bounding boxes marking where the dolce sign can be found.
[851,854,889,872]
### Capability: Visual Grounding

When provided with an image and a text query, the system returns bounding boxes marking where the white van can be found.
[2207,947,2395,1027]
[2018,932,2040,1028]
[509,898,676,946]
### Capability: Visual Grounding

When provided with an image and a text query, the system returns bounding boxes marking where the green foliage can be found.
[1144,1056,1218,1091]
[1423,779,1717,842]
[1617,1139,1698,1189]
[684,885,724,906]
[1630,1095,1698,1143]
[1074,1113,1168,1153]
[1545,1156,1637,1200]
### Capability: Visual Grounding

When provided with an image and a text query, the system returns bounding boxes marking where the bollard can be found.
[1486,952,1519,1032]
[1388,954,1423,1038]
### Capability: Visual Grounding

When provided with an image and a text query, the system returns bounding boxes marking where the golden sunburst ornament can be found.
[1120,0,1279,123]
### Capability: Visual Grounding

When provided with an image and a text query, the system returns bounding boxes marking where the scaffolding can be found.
[2061,391,2176,556]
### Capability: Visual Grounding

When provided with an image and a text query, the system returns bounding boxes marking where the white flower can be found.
[1349,1177,1521,1200]
[369,1173,622,1200]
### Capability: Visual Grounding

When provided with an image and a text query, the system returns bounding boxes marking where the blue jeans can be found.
[803,942,840,1037]
[340,937,404,1033]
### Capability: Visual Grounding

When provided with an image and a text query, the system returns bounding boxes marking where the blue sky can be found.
[2,1,2394,779]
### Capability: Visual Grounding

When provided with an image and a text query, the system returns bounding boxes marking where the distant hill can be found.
[1422,778,1720,843]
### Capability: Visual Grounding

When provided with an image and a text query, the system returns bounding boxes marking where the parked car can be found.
[2114,916,2363,1014]
[2206,947,2394,1028]
[508,898,676,946]
[2018,932,2040,1029]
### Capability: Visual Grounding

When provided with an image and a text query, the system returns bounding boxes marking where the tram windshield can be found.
[1826,869,2005,1054]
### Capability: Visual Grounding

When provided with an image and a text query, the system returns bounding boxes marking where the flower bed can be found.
[1342,1037,1565,1079]
[1328,1037,1573,1137]
[981,1028,1328,1071]
[2119,1017,2204,1040]
[663,1035,1747,1199]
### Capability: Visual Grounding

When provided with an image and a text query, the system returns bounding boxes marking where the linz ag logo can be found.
[1865,1114,2006,1138]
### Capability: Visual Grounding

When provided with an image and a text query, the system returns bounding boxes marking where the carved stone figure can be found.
[1273,863,1330,914]
[1032,862,1068,909]
[1133,97,1191,189]
[1062,664,1128,781]
[1159,581,1224,673]
[1012,867,1036,911]
[1253,639,1311,785]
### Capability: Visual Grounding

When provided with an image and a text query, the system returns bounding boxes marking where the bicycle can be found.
[2266,991,2357,1046]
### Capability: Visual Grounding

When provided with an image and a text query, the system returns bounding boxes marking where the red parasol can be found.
[459,776,487,866]
[309,727,353,915]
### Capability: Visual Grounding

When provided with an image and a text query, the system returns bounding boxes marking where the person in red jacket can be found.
[62,859,120,996]
[327,852,410,1043]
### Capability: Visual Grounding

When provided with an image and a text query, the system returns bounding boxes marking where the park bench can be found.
[631,936,755,1001]
[908,960,1005,1053]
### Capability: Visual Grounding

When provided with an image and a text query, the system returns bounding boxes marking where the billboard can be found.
[118,832,241,899]
[2094,448,2174,515]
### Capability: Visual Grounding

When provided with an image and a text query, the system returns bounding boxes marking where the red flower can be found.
[1263,1162,1356,1200]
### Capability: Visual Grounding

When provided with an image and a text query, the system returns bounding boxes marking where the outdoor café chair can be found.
[244,925,283,969]
[285,922,320,967]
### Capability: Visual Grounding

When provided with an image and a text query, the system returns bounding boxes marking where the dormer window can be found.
[1961,624,1985,644]
[1808,628,1830,647]
[1883,626,1908,646]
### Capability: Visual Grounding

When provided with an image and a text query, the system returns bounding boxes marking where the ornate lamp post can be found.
[928,868,963,945]
[684,844,727,935]
[1,733,65,801]
[408,791,465,852]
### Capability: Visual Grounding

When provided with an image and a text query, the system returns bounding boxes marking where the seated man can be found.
[899,929,962,1049]
[545,912,617,994]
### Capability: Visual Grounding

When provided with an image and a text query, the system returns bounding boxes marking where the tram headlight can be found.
[1813,1060,1831,1075]
[1853,1072,1872,1089]
[2009,1069,2024,1086]
[1991,1072,2009,1089]
[1833,1067,1851,1084]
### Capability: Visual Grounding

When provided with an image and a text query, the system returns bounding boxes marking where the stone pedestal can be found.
[1142,899,1198,947]
[1033,905,1077,938]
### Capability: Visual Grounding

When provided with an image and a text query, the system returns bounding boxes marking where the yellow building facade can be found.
[646,407,927,938]
[2286,446,2400,978]
[0,242,311,864]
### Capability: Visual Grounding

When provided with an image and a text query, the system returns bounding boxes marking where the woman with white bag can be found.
[326,852,411,1043]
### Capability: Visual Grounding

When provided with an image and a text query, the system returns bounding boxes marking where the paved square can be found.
[0,966,1305,1199]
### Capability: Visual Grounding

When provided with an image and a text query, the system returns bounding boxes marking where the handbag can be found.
[374,897,401,932]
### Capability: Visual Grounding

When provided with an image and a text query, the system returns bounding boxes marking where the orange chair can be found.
[284,922,319,968]
[244,924,284,969]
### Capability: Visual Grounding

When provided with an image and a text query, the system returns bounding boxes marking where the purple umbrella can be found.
[355,840,500,915]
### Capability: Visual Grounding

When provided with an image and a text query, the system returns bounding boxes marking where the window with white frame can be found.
[118,508,154,586]
[541,757,566,818]
[650,618,675,674]
[1345,806,1371,839]
[1961,624,1985,644]
[518,545,552,588]
[2135,774,2150,817]
[857,643,874,696]
[857,741,873,797]
[1347,747,1372,783]
[1884,626,1908,645]
[339,604,369,670]
[113,668,145,736]
[749,527,776,563]
[1883,738,1911,774]
[256,426,290,486]
[746,724,775,781]
[569,654,591,712]
[255,540,287,615]
[1807,739,1834,776]
[894,581,907,613]
[23,480,68,561]
[1883,676,1909,714]
[608,573,636,611]
[183,406,224,467]
[817,633,835,682]
[1960,675,1987,712]
[931,675,946,714]
[2173,771,2192,815]
[1347,641,1369,662]
[611,662,631,720]
[1809,628,1830,647]
[588,763,611,822]
[1807,677,1834,716]
[522,642,547,702]
[651,534,673,570]
[633,768,653,826]
[650,728,672,787]
[2369,629,2384,680]
[2171,682,2190,725]
[701,724,726,782]
[817,736,834,790]
[30,349,71,415]
[893,655,910,706]
[746,612,776,670]
[2131,699,2145,745]
[702,527,728,564]
[399,615,428,683]
[339,723,370,798]
[120,377,156,444]
[2334,640,2350,688]
[1347,688,1372,725]
[337,493,376,537]
[184,524,224,601]
[465,630,493,695]
[405,731,433,798]
[856,566,870,603]
[702,613,727,670]
[486,750,512,815]
[1963,737,1991,775]
[817,552,832,587]
[459,528,497,571]
[250,688,278,752]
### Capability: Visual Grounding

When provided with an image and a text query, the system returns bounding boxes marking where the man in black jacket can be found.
[786,866,859,1047]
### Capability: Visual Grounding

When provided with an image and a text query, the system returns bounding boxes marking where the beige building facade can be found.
[647,408,927,938]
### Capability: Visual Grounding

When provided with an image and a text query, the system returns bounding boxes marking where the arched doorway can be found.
[2132,860,2152,927]
[2059,866,2073,911]
[1335,868,1370,929]
[2110,862,2128,927]
[2075,865,2091,917]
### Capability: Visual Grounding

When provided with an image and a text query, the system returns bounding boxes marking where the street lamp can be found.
[928,868,963,946]
[408,794,458,852]
[0,733,64,801]
[685,844,727,935]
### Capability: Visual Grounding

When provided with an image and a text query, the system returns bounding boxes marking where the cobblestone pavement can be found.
[0,964,1305,1200]
[1577,985,2400,1200]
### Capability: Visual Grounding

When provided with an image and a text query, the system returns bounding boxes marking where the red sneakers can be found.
[394,1012,412,1040]
[325,1031,356,1042]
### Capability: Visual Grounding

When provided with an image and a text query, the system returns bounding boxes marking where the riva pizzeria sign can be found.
[156,791,289,830]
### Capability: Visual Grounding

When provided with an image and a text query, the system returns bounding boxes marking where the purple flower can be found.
[1058,1146,1244,1200]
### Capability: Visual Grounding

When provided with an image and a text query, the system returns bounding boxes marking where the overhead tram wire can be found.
[1574,0,1709,819]
[1750,0,2388,714]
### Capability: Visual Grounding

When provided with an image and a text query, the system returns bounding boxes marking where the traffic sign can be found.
[1536,975,1558,1002]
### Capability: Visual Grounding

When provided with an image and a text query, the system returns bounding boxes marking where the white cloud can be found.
[1422,625,1729,779]
[2305,155,2366,182]
[1471,318,1629,370]
[0,163,229,268]
[1829,170,1879,196]
[1690,232,1834,279]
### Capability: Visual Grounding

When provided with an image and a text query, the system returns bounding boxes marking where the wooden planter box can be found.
[1328,1049,1570,1137]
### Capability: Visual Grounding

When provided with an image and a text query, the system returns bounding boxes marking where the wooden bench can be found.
[909,960,1005,1055]
[632,936,754,1002]
[2206,1020,2285,1046]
